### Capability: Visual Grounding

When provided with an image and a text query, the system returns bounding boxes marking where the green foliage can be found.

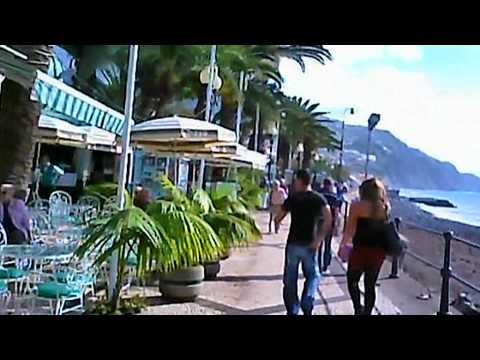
[84,183,118,201]
[58,45,333,129]
[75,204,176,310]
[150,176,261,253]
[236,168,266,210]
[86,295,146,315]
[147,199,223,268]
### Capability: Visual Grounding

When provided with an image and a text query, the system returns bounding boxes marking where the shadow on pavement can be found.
[214,274,285,282]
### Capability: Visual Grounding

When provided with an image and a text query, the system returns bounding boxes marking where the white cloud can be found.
[280,51,480,176]
[327,45,423,65]
[386,45,423,62]
[328,45,385,65]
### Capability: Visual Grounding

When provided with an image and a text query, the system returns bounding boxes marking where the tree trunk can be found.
[277,135,291,172]
[0,45,51,199]
[302,136,313,170]
[194,85,207,118]
[247,111,267,152]
[219,102,237,131]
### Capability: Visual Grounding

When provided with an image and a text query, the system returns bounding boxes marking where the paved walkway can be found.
[140,212,445,315]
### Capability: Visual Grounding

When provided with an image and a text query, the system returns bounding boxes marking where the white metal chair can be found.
[30,271,87,315]
[0,281,11,315]
[49,191,72,207]
[98,196,118,217]
[28,199,50,212]
[31,210,52,241]
[49,191,72,228]
[77,196,101,212]
[0,223,6,246]
[0,223,12,267]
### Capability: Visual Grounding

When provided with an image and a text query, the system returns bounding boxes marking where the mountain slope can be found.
[325,121,480,191]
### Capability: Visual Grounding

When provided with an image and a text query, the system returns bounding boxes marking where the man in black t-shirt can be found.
[275,170,332,315]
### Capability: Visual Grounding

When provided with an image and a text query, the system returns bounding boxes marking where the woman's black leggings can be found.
[347,267,382,315]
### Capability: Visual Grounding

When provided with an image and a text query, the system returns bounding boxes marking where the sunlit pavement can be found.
[140,211,445,315]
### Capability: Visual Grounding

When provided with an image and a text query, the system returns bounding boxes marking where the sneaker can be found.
[322,269,331,275]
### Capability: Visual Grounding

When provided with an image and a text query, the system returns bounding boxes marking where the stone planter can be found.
[203,261,221,280]
[159,266,204,301]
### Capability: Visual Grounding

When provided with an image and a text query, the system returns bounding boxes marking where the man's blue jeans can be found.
[283,244,321,315]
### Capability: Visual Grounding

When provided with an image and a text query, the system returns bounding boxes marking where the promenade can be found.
[139,211,446,315]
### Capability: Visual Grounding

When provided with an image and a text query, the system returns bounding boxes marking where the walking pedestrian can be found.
[318,178,340,275]
[269,180,287,234]
[275,170,332,316]
[338,178,390,315]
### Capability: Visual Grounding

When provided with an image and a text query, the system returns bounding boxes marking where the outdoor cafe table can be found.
[0,243,78,266]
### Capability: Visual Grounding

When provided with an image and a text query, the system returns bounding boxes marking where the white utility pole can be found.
[109,45,139,301]
[254,103,260,151]
[235,71,245,143]
[197,45,217,188]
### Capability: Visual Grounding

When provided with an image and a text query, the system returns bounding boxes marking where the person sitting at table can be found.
[0,182,32,244]
[134,186,152,211]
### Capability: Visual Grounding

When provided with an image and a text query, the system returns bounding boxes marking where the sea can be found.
[399,189,480,228]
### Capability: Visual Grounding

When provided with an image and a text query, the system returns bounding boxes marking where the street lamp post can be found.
[364,113,381,179]
[339,107,354,176]
[271,121,280,180]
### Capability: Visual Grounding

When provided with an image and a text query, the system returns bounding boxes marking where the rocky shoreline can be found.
[389,196,480,306]
[390,197,480,243]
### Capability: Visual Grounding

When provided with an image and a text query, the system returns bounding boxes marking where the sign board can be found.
[368,113,381,131]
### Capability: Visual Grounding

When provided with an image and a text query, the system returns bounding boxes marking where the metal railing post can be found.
[343,202,349,233]
[389,218,402,279]
[438,231,453,315]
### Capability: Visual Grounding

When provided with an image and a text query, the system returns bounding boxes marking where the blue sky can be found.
[280,45,480,177]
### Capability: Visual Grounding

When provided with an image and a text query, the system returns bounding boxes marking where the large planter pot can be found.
[220,249,231,261]
[143,271,160,287]
[203,261,221,280]
[159,266,204,302]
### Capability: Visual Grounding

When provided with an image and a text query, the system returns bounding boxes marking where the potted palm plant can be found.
[189,179,262,280]
[75,195,178,314]
[78,183,226,306]
[146,177,224,300]
[148,177,261,290]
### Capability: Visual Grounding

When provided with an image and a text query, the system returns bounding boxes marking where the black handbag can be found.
[383,220,404,257]
[382,205,408,256]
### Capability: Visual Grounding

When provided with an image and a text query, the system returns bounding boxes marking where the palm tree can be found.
[214,45,332,144]
[254,45,332,72]
[280,96,338,170]
[60,45,208,120]
[0,45,52,198]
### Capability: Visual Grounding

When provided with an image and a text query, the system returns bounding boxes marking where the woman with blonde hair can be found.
[338,178,390,315]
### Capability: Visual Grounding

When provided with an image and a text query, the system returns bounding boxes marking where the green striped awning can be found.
[34,71,125,135]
